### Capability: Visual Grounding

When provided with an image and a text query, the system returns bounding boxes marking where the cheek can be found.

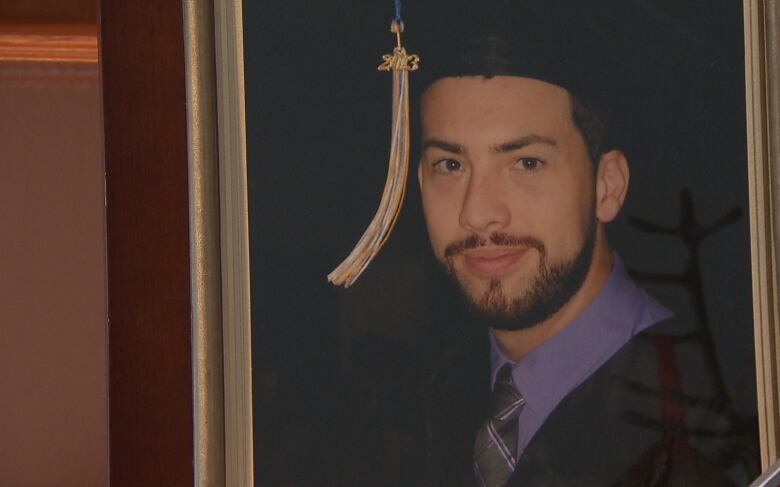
[421,188,460,256]
[549,187,595,250]
[507,179,592,246]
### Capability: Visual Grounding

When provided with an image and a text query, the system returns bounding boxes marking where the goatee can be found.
[443,217,597,331]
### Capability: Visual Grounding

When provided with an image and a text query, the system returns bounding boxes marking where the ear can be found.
[595,150,629,223]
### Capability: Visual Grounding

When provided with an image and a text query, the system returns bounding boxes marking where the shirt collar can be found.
[489,254,672,419]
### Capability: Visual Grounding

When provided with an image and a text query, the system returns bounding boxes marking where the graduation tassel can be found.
[328,15,419,287]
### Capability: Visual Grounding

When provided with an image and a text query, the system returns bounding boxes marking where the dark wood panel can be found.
[100,0,194,485]
[0,0,96,23]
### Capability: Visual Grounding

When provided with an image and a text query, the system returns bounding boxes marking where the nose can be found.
[459,169,510,234]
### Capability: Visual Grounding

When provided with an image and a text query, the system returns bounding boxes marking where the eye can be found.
[515,157,543,171]
[432,158,463,174]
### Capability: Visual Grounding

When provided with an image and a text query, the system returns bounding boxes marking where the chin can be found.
[449,273,531,329]
[466,282,552,332]
[471,299,561,332]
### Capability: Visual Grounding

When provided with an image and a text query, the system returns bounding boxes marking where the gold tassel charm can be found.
[328,20,419,287]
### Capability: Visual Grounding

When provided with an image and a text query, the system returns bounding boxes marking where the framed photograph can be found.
[186,0,780,485]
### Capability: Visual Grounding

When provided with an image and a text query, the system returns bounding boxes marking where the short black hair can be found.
[569,94,606,166]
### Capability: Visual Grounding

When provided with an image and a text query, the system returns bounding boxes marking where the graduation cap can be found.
[416,0,714,151]
[415,0,652,156]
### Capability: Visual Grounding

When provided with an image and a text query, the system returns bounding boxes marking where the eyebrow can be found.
[493,134,559,153]
[421,138,464,154]
[421,134,559,155]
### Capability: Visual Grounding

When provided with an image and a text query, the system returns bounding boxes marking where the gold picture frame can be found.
[184,0,780,484]
[745,0,780,469]
[183,0,251,485]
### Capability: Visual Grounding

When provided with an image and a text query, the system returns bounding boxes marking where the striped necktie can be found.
[473,363,525,487]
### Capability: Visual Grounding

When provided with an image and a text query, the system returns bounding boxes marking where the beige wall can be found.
[0,62,107,486]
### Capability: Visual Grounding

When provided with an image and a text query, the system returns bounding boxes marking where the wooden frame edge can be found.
[183,1,227,486]
[745,0,780,470]
[214,0,254,485]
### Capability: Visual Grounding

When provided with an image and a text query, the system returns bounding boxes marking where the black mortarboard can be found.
[413,0,704,153]
[419,0,616,101]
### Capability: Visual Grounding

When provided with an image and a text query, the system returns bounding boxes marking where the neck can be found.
[491,238,614,362]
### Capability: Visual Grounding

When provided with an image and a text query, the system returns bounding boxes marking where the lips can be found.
[462,248,528,278]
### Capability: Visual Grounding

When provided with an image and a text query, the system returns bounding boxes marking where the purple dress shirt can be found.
[488,255,672,459]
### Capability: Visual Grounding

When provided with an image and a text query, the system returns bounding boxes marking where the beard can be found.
[442,216,597,331]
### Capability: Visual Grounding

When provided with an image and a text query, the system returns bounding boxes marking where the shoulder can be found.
[511,315,738,487]
[510,331,661,486]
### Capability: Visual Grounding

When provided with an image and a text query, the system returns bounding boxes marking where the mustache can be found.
[443,232,545,259]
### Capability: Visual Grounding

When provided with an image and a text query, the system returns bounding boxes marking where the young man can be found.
[419,68,673,487]
[415,2,737,485]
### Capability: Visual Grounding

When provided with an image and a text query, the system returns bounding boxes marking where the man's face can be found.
[418,76,598,329]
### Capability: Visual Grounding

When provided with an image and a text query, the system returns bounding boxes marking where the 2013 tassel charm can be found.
[327,19,419,287]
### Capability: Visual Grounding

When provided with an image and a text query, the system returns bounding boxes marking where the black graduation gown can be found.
[427,319,740,487]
